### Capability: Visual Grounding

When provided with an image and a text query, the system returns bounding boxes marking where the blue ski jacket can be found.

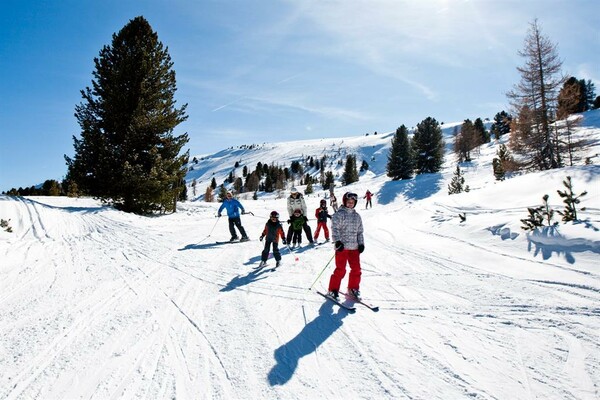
[218,198,245,219]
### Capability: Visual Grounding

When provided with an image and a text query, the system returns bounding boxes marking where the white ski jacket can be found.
[331,206,364,250]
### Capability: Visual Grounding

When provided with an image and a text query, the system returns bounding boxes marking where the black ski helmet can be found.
[320,199,327,206]
[342,192,358,208]
[270,211,279,219]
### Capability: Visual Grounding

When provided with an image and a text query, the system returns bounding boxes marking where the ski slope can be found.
[1,112,599,399]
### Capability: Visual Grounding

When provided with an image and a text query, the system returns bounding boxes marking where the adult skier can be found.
[217,191,249,242]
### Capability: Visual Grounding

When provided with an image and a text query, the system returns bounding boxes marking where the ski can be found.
[341,292,379,312]
[316,291,356,312]
[216,239,251,245]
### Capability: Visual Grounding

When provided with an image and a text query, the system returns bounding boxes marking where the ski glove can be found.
[358,244,365,253]
[259,235,264,241]
[217,213,222,218]
[304,216,309,222]
[335,241,344,252]
[282,239,287,245]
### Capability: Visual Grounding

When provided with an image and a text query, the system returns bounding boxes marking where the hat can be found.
[320,199,327,205]
[294,208,302,214]
[290,187,298,193]
[270,211,279,219]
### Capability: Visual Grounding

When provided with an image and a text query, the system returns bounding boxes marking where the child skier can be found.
[259,211,286,268]
[327,192,365,300]
[286,209,305,248]
[314,199,332,242]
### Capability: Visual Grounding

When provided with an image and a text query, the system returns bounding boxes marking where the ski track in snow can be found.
[1,163,599,400]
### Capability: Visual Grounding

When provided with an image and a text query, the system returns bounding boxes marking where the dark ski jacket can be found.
[315,206,332,222]
[260,220,285,243]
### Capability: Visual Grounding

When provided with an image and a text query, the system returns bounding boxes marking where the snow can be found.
[1,110,599,399]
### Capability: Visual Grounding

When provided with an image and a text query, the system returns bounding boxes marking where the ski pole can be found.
[285,242,299,262]
[308,252,335,291]
[194,214,221,245]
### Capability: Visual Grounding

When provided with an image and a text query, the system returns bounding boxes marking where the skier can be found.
[258,211,286,268]
[329,191,339,212]
[313,199,332,242]
[286,187,314,244]
[217,191,249,242]
[327,192,365,300]
[286,209,305,247]
[364,190,374,209]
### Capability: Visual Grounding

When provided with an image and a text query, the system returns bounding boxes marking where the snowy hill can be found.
[1,111,599,399]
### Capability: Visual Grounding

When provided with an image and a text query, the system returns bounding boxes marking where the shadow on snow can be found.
[377,173,443,205]
[527,225,600,264]
[268,301,351,386]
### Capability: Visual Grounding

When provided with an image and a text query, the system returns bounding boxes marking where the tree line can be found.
[3,17,597,212]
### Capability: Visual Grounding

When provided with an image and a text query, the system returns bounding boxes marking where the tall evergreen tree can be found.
[412,117,445,174]
[342,154,359,185]
[386,125,414,180]
[65,16,188,214]
[474,118,489,144]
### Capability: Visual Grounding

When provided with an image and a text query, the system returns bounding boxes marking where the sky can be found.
[1,0,599,190]
[1,110,598,398]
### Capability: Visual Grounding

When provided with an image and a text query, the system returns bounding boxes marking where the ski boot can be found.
[326,290,339,300]
[348,288,361,300]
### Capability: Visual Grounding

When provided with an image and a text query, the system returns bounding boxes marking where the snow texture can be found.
[1,110,599,399]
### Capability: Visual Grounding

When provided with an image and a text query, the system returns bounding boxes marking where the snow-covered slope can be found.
[1,111,599,399]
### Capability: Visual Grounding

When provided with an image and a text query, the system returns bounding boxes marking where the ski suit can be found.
[218,198,248,239]
[314,206,332,241]
[328,205,364,292]
[260,220,286,262]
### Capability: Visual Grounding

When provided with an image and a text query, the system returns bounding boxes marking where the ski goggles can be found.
[345,193,358,202]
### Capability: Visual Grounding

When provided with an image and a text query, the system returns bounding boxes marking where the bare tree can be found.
[507,19,565,170]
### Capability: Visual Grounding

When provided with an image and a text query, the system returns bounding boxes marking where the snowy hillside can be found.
[1,111,599,399]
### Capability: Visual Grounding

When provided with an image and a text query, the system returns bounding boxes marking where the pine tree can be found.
[556,176,587,222]
[474,118,489,144]
[342,154,359,185]
[448,165,470,195]
[65,16,188,214]
[490,111,512,140]
[386,125,414,180]
[492,158,505,181]
[412,117,444,174]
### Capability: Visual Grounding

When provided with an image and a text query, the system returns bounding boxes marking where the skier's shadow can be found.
[268,301,350,385]
[219,266,270,292]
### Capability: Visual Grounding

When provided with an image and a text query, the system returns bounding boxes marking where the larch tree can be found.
[506,19,565,170]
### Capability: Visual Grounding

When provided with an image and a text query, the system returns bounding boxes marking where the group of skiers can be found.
[217,187,374,300]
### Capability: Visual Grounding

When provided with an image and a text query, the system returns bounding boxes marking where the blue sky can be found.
[1,0,598,190]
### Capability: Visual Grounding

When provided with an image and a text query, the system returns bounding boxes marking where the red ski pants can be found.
[328,249,361,292]
[314,221,329,240]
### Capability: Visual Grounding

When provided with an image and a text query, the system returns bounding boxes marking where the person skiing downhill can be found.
[217,191,249,242]
[259,211,286,267]
[327,192,365,300]
[364,190,373,209]
[314,199,332,241]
